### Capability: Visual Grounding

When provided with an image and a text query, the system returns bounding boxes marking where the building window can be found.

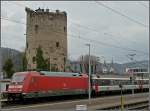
[35,25,39,33]
[56,42,59,48]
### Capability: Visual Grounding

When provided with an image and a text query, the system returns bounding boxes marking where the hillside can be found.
[1,47,22,71]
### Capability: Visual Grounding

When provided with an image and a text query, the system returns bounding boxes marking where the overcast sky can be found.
[1,1,149,63]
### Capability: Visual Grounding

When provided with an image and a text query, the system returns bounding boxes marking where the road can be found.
[2,93,148,111]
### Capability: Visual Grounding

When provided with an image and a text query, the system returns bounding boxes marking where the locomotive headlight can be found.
[17,85,23,88]
[8,85,14,89]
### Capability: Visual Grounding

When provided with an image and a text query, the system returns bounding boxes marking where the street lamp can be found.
[85,43,91,104]
[0,29,2,109]
[126,53,136,95]
[149,32,150,111]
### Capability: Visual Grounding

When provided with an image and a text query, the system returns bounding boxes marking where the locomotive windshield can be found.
[12,73,27,82]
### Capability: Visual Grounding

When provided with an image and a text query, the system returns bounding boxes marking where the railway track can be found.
[99,99,148,110]
[2,94,87,108]
[127,100,148,110]
[1,90,140,108]
[1,92,148,111]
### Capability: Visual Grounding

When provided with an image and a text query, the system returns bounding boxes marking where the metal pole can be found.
[148,17,150,110]
[88,44,91,104]
[121,87,124,111]
[0,27,2,109]
[119,84,124,111]
[132,73,134,95]
[86,44,91,104]
[148,60,150,111]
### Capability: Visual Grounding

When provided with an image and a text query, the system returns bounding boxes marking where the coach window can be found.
[110,80,113,86]
[146,80,149,84]
[117,80,121,85]
[134,81,137,85]
[91,79,95,85]
[98,80,103,85]
[104,80,110,86]
[127,80,131,85]
[96,80,99,85]
[114,80,119,85]
[143,80,147,84]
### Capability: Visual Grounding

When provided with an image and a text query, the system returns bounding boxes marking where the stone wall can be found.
[25,8,67,71]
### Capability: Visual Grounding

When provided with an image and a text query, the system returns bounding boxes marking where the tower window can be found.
[26,42,28,49]
[54,58,57,60]
[56,42,59,48]
[35,25,39,33]
[64,26,66,32]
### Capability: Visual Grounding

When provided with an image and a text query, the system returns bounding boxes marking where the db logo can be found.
[63,83,66,87]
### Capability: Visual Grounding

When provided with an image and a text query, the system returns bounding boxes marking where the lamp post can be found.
[149,32,150,111]
[85,43,91,104]
[0,29,2,109]
[127,53,136,95]
[119,84,124,111]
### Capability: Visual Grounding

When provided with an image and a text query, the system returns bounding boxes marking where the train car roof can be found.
[92,74,148,80]
[92,74,130,78]
[93,77,130,80]
[39,71,86,77]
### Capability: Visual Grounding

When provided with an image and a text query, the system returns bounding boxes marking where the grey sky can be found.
[1,1,149,63]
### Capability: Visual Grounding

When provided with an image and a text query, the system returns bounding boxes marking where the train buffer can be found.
[0,99,7,102]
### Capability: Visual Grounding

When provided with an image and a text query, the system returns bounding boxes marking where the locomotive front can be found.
[7,72,28,96]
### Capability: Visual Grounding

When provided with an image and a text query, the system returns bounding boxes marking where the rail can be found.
[99,99,148,110]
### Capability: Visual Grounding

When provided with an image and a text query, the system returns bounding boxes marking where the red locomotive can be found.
[7,71,88,100]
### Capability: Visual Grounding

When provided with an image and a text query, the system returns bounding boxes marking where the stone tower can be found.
[25,7,67,71]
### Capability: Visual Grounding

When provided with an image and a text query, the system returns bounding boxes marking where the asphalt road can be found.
[2,93,148,111]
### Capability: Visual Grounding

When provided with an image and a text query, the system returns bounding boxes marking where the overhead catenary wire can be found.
[2,1,148,55]
[7,1,148,28]
[1,16,148,56]
[95,1,148,28]
[138,2,149,9]
[69,22,145,47]
[1,14,147,48]
[6,1,32,9]
[103,32,142,46]
[69,18,147,46]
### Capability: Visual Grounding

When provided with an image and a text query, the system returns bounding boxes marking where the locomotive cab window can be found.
[12,73,27,83]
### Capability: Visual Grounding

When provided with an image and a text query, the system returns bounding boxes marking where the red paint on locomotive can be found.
[8,71,89,95]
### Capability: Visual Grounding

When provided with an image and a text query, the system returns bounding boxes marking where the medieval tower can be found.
[25,7,67,71]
